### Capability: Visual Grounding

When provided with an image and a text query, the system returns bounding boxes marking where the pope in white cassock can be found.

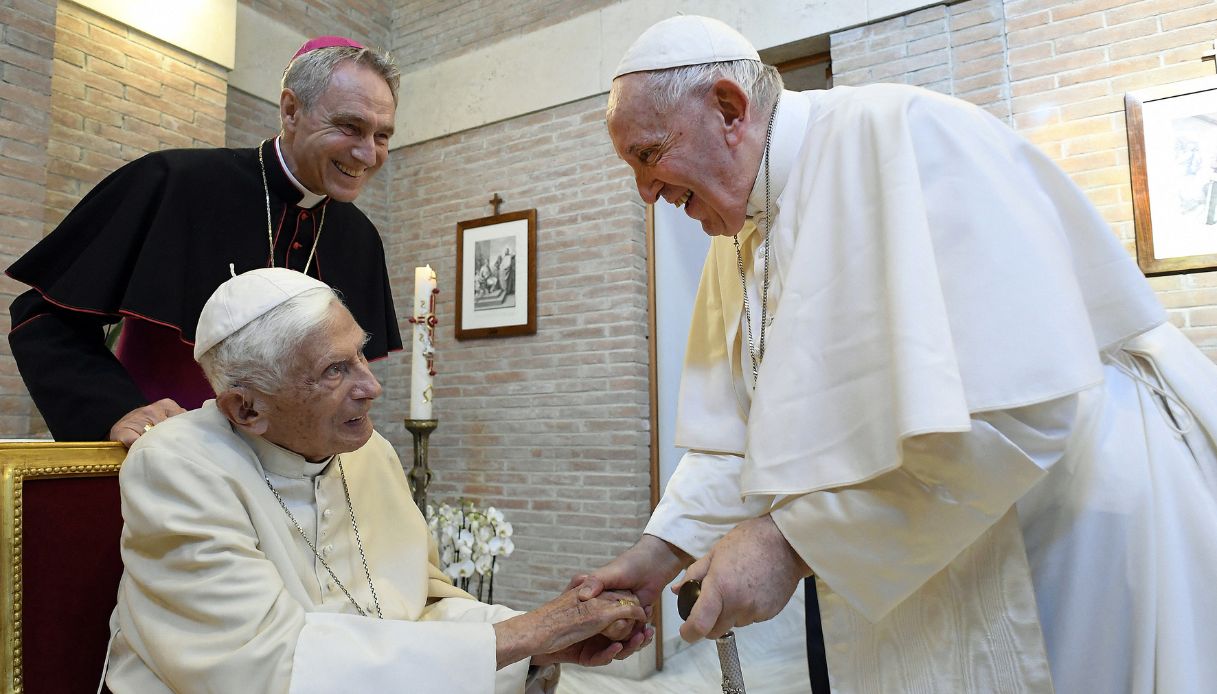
[102,268,648,694]
[575,15,1217,694]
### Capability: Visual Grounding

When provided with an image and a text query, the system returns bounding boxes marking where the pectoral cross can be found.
[489,193,503,216]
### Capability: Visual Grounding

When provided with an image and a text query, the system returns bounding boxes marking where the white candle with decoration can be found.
[409,265,438,419]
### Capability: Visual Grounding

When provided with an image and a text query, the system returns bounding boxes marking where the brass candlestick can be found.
[404,418,438,512]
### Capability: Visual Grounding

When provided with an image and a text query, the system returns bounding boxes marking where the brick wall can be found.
[389,0,617,70]
[379,94,652,609]
[0,0,56,436]
[225,87,280,149]
[832,1,1012,119]
[241,0,391,50]
[831,0,1217,359]
[45,2,227,230]
[0,1,230,437]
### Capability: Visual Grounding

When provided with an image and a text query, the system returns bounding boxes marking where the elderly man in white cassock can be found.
[102,268,648,694]
[574,15,1217,694]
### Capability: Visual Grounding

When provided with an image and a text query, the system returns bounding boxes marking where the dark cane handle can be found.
[676,578,747,693]
[677,579,702,621]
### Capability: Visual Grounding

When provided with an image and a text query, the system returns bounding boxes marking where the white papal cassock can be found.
[104,402,556,694]
[646,85,1217,693]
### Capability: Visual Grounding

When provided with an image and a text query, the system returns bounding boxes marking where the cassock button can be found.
[291,241,303,250]
[321,544,334,557]
[322,508,333,519]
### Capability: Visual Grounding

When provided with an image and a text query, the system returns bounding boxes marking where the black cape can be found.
[8,139,401,440]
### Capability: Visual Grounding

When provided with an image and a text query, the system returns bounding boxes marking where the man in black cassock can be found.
[7,36,402,446]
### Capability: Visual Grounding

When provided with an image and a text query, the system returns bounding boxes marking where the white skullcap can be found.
[613,15,760,79]
[193,268,331,360]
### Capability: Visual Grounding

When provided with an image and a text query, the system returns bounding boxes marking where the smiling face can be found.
[607,73,760,237]
[279,60,396,202]
[259,304,383,461]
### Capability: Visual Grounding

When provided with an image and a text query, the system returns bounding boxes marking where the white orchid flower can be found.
[475,554,494,575]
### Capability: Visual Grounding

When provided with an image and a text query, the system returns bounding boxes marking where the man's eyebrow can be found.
[626,141,651,156]
[628,132,669,157]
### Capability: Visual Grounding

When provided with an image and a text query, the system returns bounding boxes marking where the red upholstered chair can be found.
[1,442,126,694]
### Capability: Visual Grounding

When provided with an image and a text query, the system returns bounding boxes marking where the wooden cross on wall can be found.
[489,193,503,216]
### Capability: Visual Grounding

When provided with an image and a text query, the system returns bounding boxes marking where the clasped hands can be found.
[569,514,810,644]
[494,587,652,669]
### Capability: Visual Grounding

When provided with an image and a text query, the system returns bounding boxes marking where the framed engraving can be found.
[455,209,537,339]
[1125,76,1217,275]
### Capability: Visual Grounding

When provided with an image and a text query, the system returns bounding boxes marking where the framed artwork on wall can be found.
[1125,75,1217,276]
[455,209,537,339]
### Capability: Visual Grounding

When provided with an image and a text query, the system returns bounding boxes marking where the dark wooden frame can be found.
[454,209,537,339]
[1125,75,1217,276]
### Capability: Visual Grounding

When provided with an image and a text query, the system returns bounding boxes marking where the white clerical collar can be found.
[274,136,327,209]
[746,90,811,220]
[241,427,334,479]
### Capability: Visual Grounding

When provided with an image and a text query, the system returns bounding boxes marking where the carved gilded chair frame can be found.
[0,442,126,693]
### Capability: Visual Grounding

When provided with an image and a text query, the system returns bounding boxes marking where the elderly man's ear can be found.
[710,78,750,145]
[216,388,271,436]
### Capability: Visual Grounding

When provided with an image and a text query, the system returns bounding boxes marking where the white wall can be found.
[652,200,711,657]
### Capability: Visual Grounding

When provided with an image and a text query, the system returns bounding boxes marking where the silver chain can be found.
[734,95,779,386]
[264,459,382,619]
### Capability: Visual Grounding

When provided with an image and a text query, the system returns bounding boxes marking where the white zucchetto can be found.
[194,267,330,360]
[613,15,760,79]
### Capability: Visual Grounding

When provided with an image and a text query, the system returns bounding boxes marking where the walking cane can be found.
[678,579,746,694]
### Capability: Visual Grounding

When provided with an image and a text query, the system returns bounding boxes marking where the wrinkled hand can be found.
[537,612,656,667]
[570,534,691,613]
[494,588,646,669]
[676,514,810,642]
[109,399,186,447]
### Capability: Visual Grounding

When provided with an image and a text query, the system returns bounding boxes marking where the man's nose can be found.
[352,361,383,400]
[352,136,377,166]
[635,172,662,205]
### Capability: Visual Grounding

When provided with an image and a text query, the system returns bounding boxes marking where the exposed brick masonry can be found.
[45,2,228,229]
[378,94,652,608]
[241,0,392,52]
[389,0,618,70]
[0,0,56,436]
[225,87,280,149]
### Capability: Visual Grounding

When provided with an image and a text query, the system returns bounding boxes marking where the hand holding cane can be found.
[678,579,746,694]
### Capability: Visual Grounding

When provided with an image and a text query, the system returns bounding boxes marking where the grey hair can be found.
[198,287,342,395]
[282,45,401,109]
[607,59,783,119]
